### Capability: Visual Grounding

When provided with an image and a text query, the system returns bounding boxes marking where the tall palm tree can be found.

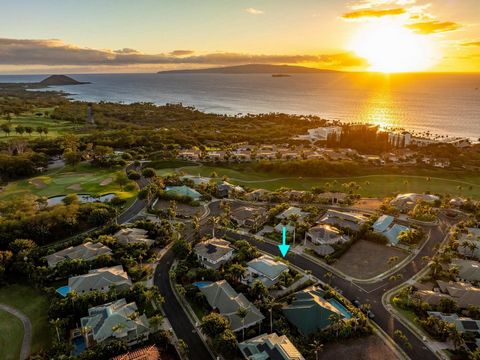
[263,297,278,334]
[50,318,62,342]
[192,215,201,238]
[328,313,343,337]
[323,271,333,285]
[310,339,324,360]
[236,307,248,341]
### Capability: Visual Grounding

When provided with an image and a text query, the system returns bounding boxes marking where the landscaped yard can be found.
[0,284,51,358]
[0,162,137,201]
[333,240,409,279]
[174,165,480,198]
[0,310,23,360]
[0,108,86,142]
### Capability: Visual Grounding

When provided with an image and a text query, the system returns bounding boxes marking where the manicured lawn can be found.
[0,108,86,142]
[176,165,480,199]
[0,310,23,360]
[0,162,137,201]
[0,284,52,357]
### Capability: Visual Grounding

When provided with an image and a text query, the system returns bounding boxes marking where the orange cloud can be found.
[342,7,406,19]
[406,20,460,34]
[461,41,480,47]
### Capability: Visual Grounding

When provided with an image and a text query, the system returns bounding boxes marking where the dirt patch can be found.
[354,198,384,211]
[154,199,202,217]
[67,183,82,191]
[30,178,46,189]
[100,177,113,186]
[333,240,408,279]
[321,334,399,360]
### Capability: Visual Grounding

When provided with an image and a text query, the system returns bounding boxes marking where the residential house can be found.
[177,149,201,161]
[238,333,305,360]
[276,207,309,222]
[419,280,480,309]
[231,206,267,230]
[204,150,227,162]
[316,192,347,205]
[81,298,149,346]
[427,312,480,336]
[164,185,202,201]
[451,259,480,284]
[180,175,212,186]
[245,189,271,202]
[318,209,367,231]
[114,228,155,248]
[244,255,289,288]
[45,242,112,268]
[390,193,440,211]
[112,345,160,360]
[274,222,295,234]
[305,224,348,246]
[216,181,245,198]
[193,238,234,269]
[372,215,411,246]
[68,265,132,295]
[199,280,265,332]
[283,286,351,335]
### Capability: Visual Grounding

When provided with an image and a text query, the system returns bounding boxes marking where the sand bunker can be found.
[67,183,82,191]
[100,177,113,186]
[31,178,47,189]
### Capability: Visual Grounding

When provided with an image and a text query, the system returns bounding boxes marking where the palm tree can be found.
[263,297,278,334]
[328,313,343,337]
[50,318,62,342]
[387,256,399,268]
[210,216,221,238]
[310,339,324,360]
[229,263,246,283]
[236,307,248,341]
[149,314,163,331]
[323,271,333,285]
[192,215,201,238]
[448,327,465,351]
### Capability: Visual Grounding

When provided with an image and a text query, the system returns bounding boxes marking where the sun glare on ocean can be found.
[349,22,437,73]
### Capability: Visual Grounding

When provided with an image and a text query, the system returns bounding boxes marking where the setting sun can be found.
[349,23,437,73]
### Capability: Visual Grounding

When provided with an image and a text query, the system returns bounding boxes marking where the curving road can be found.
[0,303,32,360]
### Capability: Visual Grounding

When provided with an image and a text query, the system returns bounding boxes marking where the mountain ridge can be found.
[157,64,341,74]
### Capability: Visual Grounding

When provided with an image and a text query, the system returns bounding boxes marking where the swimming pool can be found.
[329,298,352,319]
[72,336,87,355]
[56,285,71,297]
[193,281,213,288]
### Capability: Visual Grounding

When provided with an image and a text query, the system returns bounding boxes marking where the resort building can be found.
[199,280,264,332]
[238,333,305,360]
[372,215,411,246]
[244,255,289,288]
[46,241,112,268]
[164,185,202,201]
[114,228,155,248]
[231,206,267,230]
[81,298,149,346]
[193,238,234,269]
[283,286,351,335]
[68,265,132,294]
[318,209,368,231]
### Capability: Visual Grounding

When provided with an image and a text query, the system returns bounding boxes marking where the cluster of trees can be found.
[0,196,116,248]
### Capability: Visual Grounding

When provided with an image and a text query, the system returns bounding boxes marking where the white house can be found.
[244,255,289,288]
[193,238,234,269]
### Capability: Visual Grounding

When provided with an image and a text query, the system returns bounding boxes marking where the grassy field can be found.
[171,164,480,199]
[0,162,137,201]
[0,310,23,360]
[0,284,51,358]
[0,108,84,142]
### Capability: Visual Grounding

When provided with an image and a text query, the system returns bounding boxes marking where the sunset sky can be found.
[1,0,479,73]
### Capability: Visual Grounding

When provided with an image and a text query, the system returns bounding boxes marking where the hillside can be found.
[39,75,89,86]
[157,64,341,74]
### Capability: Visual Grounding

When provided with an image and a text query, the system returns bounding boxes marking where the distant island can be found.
[39,75,89,86]
[272,74,291,78]
[157,63,340,74]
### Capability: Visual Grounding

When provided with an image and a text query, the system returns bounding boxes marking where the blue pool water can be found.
[329,298,352,319]
[72,336,87,355]
[193,281,213,288]
[56,286,71,297]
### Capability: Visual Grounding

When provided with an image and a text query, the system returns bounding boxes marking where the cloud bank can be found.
[0,38,365,69]
[406,20,461,34]
[342,7,406,20]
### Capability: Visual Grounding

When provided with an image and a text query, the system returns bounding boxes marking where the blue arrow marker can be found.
[278,226,290,257]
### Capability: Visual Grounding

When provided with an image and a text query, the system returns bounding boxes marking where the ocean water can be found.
[2,72,479,139]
